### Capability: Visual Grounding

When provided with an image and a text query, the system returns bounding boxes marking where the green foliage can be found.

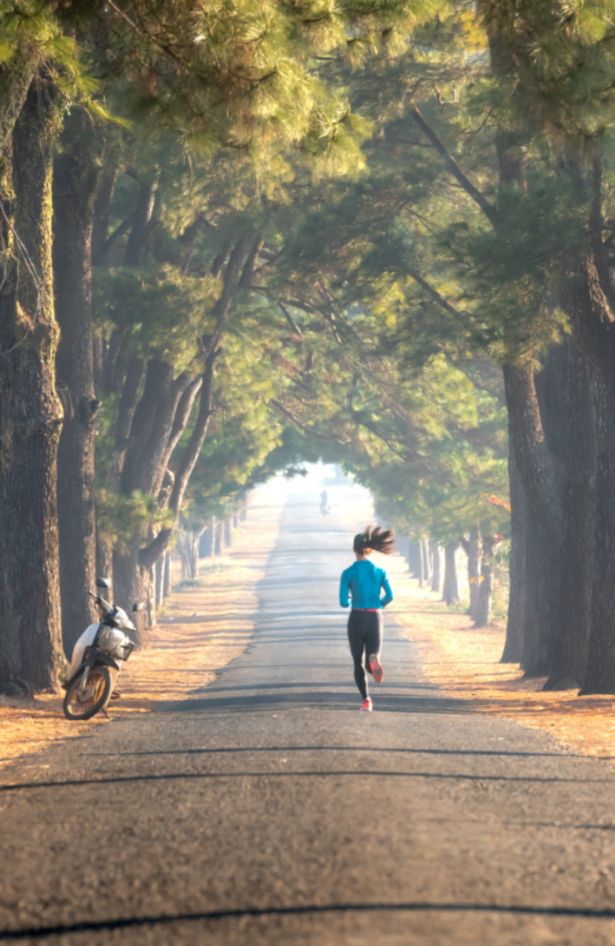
[97,487,174,555]
[94,264,222,371]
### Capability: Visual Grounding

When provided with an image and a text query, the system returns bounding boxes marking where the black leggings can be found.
[347,609,383,699]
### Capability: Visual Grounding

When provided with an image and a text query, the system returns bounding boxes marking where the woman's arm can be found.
[339,569,351,607]
[380,573,393,608]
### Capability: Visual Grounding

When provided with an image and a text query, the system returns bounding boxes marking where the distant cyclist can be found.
[339,525,395,712]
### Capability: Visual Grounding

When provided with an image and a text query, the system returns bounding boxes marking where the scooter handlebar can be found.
[89,591,113,617]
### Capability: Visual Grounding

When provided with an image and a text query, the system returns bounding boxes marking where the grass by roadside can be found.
[0,480,288,773]
[387,552,615,762]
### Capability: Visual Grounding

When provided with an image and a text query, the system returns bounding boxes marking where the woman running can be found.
[339,525,395,711]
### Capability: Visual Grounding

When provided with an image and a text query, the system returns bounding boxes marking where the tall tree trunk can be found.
[96,530,114,593]
[580,378,615,691]
[474,537,495,628]
[461,529,482,620]
[155,555,165,607]
[442,541,460,606]
[538,339,597,688]
[54,113,101,654]
[0,79,65,691]
[163,551,172,599]
[501,447,525,663]
[214,520,224,556]
[112,543,145,627]
[190,535,199,578]
[430,540,442,594]
[199,520,215,558]
[407,539,421,577]
[558,249,615,693]
[418,538,431,587]
[502,362,564,677]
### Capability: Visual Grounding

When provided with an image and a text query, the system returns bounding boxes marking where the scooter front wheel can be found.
[63,666,112,720]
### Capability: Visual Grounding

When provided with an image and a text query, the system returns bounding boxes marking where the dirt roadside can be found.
[1,502,613,772]
[386,552,615,762]
[0,479,288,773]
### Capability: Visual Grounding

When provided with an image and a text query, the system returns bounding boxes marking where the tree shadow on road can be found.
[2,767,613,794]
[1,896,614,941]
[97,744,585,761]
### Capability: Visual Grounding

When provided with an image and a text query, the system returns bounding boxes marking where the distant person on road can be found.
[339,525,395,712]
[320,489,329,515]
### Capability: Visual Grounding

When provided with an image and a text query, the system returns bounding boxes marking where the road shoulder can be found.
[386,554,615,762]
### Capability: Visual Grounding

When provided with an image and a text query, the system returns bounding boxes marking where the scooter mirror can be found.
[96,577,111,590]
[132,601,146,612]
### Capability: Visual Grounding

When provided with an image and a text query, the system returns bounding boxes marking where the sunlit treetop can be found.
[479,0,615,143]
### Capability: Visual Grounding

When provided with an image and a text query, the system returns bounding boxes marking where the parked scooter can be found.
[62,578,140,721]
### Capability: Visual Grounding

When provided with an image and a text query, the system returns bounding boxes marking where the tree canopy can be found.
[3,0,615,694]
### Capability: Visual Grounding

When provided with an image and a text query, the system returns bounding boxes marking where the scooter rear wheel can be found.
[63,667,112,720]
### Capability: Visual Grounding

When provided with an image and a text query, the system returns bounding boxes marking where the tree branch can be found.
[408,105,498,227]
[270,399,348,444]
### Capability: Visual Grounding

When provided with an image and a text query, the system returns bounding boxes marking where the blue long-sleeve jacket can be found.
[339,560,393,610]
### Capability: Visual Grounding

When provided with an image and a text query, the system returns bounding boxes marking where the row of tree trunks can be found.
[501,335,605,688]
[108,234,256,625]
[402,531,494,624]
[153,511,240,614]
[482,14,615,693]
[198,517,236,559]
[177,531,201,581]
[404,537,442,591]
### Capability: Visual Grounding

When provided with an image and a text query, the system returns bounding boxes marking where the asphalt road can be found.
[1,481,614,946]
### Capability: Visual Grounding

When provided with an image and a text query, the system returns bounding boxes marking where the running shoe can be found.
[368,654,384,684]
[360,697,373,712]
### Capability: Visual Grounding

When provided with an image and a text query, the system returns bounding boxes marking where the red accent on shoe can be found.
[368,654,384,684]
[360,697,373,712]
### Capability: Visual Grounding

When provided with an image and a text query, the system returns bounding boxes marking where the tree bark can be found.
[538,339,597,688]
[461,529,482,621]
[501,446,525,663]
[558,253,615,693]
[442,541,460,606]
[0,78,65,691]
[474,537,495,628]
[502,362,563,677]
[54,112,101,653]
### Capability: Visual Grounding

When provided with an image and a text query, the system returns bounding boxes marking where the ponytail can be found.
[353,525,395,556]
